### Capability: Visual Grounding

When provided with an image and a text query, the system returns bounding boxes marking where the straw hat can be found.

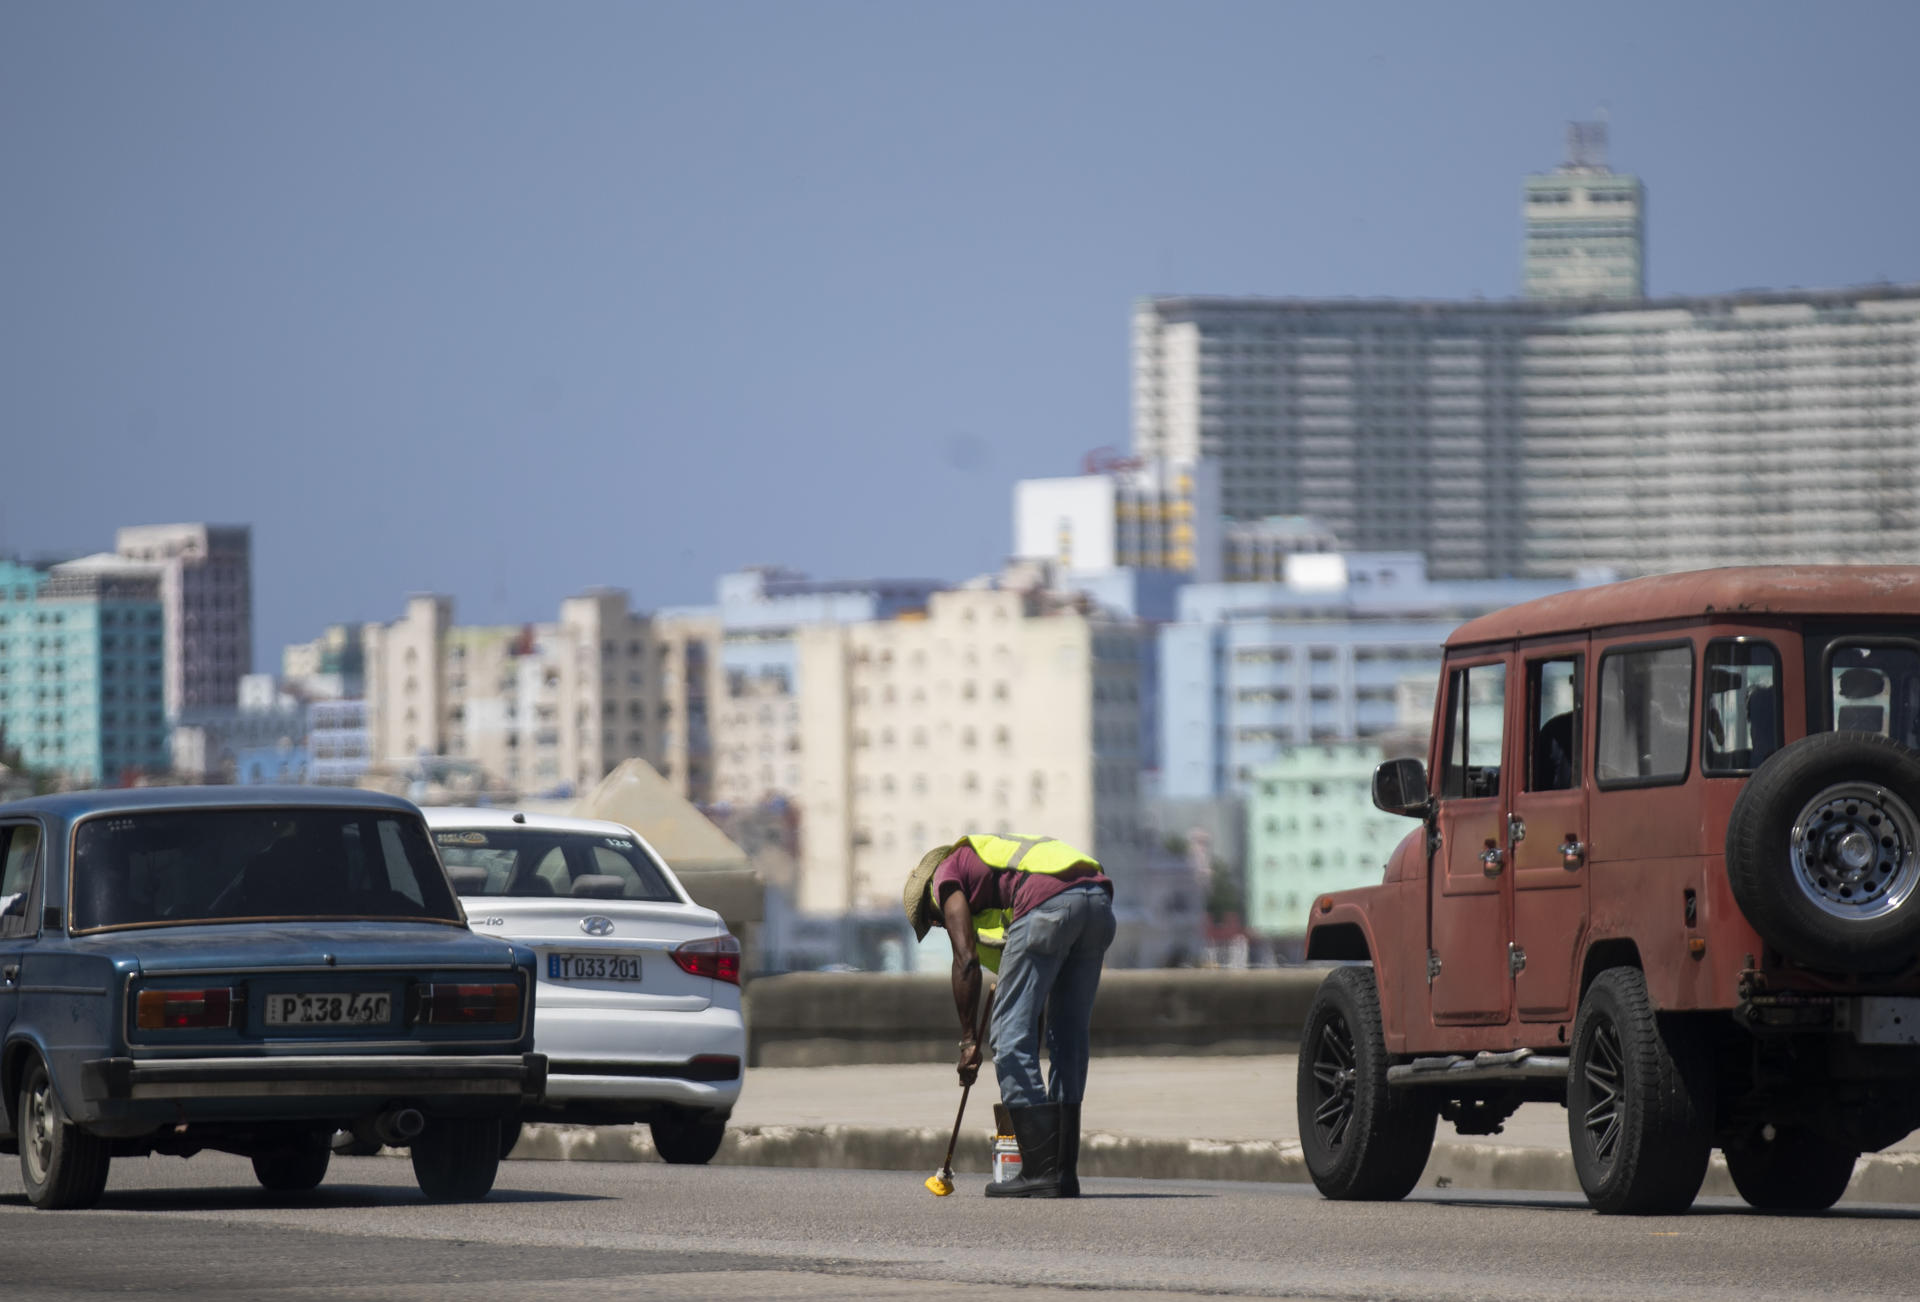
[902,843,956,940]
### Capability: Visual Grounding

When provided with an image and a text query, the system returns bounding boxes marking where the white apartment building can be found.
[668,568,949,810]
[1132,285,1920,579]
[1013,457,1222,578]
[360,590,715,802]
[791,582,1145,916]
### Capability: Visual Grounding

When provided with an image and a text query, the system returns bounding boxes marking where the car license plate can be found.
[264,992,392,1027]
[548,953,641,982]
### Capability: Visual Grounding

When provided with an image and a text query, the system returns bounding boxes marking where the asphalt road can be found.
[1,1154,1918,1301]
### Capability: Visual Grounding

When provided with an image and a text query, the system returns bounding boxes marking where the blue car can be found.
[0,787,544,1209]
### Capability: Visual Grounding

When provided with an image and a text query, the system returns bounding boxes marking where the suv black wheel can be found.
[1297,966,1436,1201]
[410,1117,502,1201]
[1726,732,1920,973]
[18,1058,111,1210]
[1724,1124,1857,1211]
[499,1117,524,1160]
[252,1133,332,1192]
[651,1116,726,1165]
[1568,967,1711,1215]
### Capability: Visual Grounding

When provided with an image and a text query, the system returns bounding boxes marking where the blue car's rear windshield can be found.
[433,828,680,902]
[72,808,464,932]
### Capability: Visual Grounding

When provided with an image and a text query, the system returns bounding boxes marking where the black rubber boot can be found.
[984,1104,1062,1198]
[1058,1102,1082,1198]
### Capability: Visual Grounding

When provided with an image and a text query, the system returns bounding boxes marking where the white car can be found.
[422,807,745,1164]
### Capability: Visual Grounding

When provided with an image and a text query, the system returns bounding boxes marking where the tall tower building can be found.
[1523,119,1646,300]
[113,524,253,714]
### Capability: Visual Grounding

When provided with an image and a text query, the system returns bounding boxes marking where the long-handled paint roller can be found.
[923,1080,971,1197]
[925,987,994,1197]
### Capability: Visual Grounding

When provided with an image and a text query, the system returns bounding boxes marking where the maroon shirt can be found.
[932,842,1113,924]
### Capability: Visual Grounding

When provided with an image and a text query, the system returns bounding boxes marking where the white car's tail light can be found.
[671,935,741,986]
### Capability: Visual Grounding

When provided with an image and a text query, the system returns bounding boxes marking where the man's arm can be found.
[940,887,985,1085]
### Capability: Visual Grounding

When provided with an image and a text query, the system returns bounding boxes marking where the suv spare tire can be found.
[1726,731,1920,974]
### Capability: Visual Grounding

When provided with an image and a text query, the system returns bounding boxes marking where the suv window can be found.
[0,824,40,937]
[1703,640,1783,775]
[1440,662,1506,800]
[1827,644,1920,748]
[1527,657,1582,792]
[1597,644,1694,788]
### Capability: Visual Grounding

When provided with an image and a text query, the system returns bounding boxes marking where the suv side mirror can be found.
[1373,758,1432,819]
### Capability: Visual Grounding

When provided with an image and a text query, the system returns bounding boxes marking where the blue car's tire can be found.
[18,1058,111,1211]
[411,1117,501,1201]
[252,1133,332,1192]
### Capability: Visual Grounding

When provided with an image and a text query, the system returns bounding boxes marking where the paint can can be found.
[992,1103,1021,1184]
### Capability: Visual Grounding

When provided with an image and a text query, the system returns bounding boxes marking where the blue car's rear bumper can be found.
[81,1051,546,1103]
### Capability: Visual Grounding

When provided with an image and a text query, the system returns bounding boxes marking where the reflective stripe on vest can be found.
[953,834,1100,974]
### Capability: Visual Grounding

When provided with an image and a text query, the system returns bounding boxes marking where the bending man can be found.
[903,834,1116,1198]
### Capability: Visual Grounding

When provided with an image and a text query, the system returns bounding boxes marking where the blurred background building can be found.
[1158,552,1584,800]
[1523,119,1646,301]
[0,559,168,785]
[359,589,716,803]
[1132,285,1920,581]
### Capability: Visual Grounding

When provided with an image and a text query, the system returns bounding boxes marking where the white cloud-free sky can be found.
[4,1,1916,665]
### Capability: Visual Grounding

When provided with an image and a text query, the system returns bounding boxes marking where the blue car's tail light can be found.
[414,982,521,1025]
[135,987,236,1031]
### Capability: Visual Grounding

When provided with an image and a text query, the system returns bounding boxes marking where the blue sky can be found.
[3,2,1917,666]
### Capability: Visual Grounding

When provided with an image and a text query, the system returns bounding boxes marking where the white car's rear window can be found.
[433,828,680,902]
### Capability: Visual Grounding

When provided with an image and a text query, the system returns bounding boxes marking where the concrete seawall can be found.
[507,1123,1920,1205]
[746,969,1330,1066]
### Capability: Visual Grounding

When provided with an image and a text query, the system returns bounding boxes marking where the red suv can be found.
[1300,567,1920,1214]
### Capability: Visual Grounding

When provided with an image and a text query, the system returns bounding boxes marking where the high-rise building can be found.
[791,581,1146,916]
[0,559,168,785]
[1523,120,1646,301]
[112,524,252,714]
[1133,286,1920,579]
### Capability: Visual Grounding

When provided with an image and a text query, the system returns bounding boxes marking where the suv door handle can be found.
[1481,840,1505,877]
[1560,837,1586,870]
[1,965,16,985]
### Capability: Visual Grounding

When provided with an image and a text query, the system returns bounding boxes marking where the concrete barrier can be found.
[504,1123,1920,1205]
[745,969,1330,1067]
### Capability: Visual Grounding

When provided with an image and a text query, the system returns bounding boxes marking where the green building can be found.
[0,559,169,786]
[1245,742,1421,948]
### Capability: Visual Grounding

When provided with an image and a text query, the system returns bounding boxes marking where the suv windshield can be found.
[433,828,680,902]
[72,808,463,932]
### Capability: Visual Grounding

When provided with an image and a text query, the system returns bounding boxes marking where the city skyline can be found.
[5,3,1919,667]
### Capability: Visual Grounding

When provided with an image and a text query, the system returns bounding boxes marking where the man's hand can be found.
[957,1037,983,1087]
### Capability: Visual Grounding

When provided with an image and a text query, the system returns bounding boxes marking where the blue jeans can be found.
[990,883,1118,1109]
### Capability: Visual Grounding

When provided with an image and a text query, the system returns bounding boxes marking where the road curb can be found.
[508,1123,1920,1204]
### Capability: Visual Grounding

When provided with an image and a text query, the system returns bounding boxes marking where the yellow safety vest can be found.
[934,834,1101,974]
